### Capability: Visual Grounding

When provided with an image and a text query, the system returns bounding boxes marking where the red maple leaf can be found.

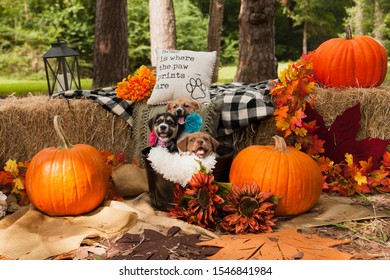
[304,103,390,170]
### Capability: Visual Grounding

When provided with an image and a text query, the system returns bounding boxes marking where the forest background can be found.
[0,0,389,94]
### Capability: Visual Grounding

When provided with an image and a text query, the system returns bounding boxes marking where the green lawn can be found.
[0,78,93,96]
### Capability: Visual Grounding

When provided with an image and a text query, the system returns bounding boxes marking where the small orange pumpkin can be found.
[229,136,323,216]
[25,116,109,216]
[312,26,387,88]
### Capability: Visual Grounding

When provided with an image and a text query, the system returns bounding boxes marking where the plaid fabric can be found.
[210,80,275,136]
[52,88,134,126]
[51,81,275,135]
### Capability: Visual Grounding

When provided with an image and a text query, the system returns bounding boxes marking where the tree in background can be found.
[235,0,277,82]
[207,0,224,83]
[346,0,390,51]
[93,0,129,88]
[149,0,176,66]
[279,0,354,54]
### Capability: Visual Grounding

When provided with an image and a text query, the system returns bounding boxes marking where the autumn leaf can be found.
[354,172,367,186]
[4,159,19,177]
[305,103,390,170]
[198,228,352,260]
[104,226,219,260]
[382,151,390,168]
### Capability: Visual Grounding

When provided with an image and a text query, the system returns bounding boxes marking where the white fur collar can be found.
[147,146,217,186]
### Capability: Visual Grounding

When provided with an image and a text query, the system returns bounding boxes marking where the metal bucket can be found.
[141,145,234,211]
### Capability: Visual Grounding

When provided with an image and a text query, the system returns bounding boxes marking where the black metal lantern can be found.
[42,39,81,96]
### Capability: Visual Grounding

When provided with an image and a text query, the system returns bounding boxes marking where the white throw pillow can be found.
[147,48,217,105]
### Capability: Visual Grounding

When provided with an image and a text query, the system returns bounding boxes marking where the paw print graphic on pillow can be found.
[186,77,207,100]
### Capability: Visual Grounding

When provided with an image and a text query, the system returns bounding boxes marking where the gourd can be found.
[229,136,323,216]
[25,116,109,216]
[312,26,387,88]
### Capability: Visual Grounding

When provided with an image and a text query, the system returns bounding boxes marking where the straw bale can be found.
[1,86,389,165]
[0,95,131,165]
[312,86,390,141]
[226,86,390,152]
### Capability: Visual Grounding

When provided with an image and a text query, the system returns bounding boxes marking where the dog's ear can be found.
[177,137,189,152]
[191,100,202,112]
[166,101,174,112]
[209,136,219,151]
[147,115,156,131]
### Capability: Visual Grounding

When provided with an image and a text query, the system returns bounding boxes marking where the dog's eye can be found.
[189,138,196,142]
[203,137,210,142]
[166,120,175,126]
[184,103,189,108]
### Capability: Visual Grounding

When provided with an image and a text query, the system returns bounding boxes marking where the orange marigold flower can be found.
[115,65,156,102]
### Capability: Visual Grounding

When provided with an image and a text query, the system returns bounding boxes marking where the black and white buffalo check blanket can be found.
[210,80,275,136]
[52,80,275,136]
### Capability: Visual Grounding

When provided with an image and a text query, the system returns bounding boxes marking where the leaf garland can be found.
[271,53,390,196]
[270,53,325,156]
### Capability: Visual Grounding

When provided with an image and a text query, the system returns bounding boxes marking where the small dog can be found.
[166,97,202,125]
[148,112,179,153]
[177,132,219,158]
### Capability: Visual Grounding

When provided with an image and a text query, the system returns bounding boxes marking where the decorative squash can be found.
[229,136,323,216]
[312,26,387,88]
[25,116,109,216]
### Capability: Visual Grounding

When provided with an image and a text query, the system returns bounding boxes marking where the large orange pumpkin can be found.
[229,136,323,216]
[312,26,387,88]
[25,116,109,216]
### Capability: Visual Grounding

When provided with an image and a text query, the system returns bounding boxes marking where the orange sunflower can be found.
[220,182,278,234]
[168,170,226,230]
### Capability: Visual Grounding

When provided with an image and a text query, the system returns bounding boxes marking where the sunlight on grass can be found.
[217,62,289,84]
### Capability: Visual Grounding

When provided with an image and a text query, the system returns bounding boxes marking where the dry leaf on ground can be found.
[198,228,352,260]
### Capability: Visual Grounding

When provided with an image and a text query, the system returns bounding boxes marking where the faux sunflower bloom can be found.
[168,170,226,230]
[220,183,278,234]
[116,65,156,102]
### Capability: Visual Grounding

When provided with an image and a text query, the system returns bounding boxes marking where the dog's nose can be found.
[196,139,204,144]
[176,107,184,115]
[159,124,168,131]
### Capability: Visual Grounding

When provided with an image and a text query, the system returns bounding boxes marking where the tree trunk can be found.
[207,0,224,83]
[373,0,384,41]
[353,0,364,35]
[302,20,307,54]
[149,0,176,66]
[234,0,277,83]
[92,0,129,88]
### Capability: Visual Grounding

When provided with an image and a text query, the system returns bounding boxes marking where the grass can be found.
[0,78,93,96]
[0,61,389,96]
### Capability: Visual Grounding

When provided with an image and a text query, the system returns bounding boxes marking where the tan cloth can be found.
[279,194,390,229]
[0,193,217,260]
[0,204,137,260]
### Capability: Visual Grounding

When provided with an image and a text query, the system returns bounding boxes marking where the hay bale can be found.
[229,86,390,151]
[312,86,390,140]
[0,95,131,165]
[1,86,389,165]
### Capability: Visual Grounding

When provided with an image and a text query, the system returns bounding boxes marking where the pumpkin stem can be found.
[53,115,73,149]
[345,25,353,40]
[272,135,289,153]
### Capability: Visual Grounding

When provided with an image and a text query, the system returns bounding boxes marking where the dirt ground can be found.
[315,218,390,260]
